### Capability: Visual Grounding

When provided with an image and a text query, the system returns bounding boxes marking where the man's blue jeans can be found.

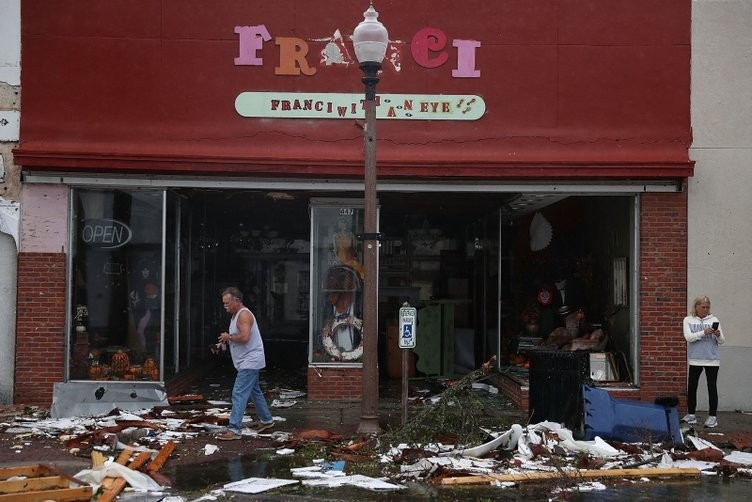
[229,368,273,433]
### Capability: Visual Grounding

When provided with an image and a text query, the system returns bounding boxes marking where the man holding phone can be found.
[682,296,725,428]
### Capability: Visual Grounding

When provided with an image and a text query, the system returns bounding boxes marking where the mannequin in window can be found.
[320,265,363,361]
[129,264,161,360]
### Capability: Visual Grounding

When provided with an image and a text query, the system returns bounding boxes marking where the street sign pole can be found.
[398,303,417,425]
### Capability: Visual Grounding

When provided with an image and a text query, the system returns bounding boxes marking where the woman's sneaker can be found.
[704,416,718,428]
[681,414,697,425]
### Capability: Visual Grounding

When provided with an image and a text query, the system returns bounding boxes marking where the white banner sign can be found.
[235,92,485,121]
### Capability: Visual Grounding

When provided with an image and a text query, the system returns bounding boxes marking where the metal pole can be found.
[357,60,381,434]
[401,348,408,425]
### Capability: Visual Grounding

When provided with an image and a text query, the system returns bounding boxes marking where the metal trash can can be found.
[526,350,589,432]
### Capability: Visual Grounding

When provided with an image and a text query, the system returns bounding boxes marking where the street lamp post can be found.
[353,3,388,435]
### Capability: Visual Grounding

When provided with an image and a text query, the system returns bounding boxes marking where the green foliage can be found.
[380,368,506,450]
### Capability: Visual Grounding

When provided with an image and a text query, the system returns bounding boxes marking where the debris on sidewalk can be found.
[3,365,752,498]
[290,461,405,491]
[278,389,307,400]
[271,399,298,408]
[0,464,92,501]
[73,441,177,500]
[223,477,299,494]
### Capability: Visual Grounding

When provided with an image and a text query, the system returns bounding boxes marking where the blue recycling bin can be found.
[581,385,683,445]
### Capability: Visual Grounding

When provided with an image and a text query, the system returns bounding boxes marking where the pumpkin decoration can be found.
[143,358,157,372]
[143,358,160,380]
[88,363,105,380]
[111,350,130,377]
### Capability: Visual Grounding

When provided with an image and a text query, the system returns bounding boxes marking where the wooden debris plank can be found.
[145,440,176,473]
[0,476,68,494]
[115,447,135,465]
[0,465,51,481]
[99,442,174,502]
[39,464,90,489]
[97,478,128,502]
[91,450,106,468]
[441,467,701,485]
[98,450,153,502]
[0,464,92,502]
[0,486,92,502]
[98,447,136,492]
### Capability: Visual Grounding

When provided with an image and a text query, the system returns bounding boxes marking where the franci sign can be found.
[233,24,486,121]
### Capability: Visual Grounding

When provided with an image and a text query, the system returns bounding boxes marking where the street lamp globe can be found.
[352,4,389,65]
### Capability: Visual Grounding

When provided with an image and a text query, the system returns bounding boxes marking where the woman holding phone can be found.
[682,295,725,428]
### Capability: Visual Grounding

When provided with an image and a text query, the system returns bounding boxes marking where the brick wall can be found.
[15,253,67,407]
[638,192,688,408]
[492,373,529,410]
[307,366,364,400]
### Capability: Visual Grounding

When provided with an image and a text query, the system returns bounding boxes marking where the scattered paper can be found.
[223,477,299,494]
[204,444,219,455]
[471,382,499,394]
[724,451,752,466]
[302,474,405,491]
[687,435,723,452]
[271,399,298,408]
[279,389,307,399]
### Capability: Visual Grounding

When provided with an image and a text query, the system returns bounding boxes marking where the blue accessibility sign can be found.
[398,306,417,349]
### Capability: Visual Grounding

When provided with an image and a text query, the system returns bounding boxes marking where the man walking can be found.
[216,286,274,440]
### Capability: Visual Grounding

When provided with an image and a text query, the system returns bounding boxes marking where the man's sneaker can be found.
[681,414,697,425]
[250,421,274,433]
[704,416,718,428]
[216,430,242,441]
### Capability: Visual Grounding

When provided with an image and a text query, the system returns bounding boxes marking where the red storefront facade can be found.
[14,1,692,413]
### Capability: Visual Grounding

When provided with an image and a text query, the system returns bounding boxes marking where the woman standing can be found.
[682,295,725,428]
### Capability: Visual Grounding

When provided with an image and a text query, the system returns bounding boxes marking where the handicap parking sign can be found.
[398,306,417,348]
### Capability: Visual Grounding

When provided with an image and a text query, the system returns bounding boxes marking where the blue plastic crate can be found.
[582,385,683,445]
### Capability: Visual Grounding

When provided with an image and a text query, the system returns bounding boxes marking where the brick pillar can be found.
[15,253,67,407]
[307,366,364,400]
[638,191,688,405]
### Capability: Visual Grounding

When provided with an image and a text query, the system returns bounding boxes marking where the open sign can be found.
[81,219,132,249]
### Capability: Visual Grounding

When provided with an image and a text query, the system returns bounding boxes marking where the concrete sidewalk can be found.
[196,363,752,445]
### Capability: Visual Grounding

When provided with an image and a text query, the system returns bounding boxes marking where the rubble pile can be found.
[2,373,752,498]
[382,356,504,448]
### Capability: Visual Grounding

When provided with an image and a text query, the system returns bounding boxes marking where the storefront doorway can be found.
[174,189,639,386]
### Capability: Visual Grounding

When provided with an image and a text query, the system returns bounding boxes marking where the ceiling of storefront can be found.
[184,189,528,240]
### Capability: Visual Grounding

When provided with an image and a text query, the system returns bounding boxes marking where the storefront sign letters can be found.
[235,92,485,120]
[81,219,132,249]
[235,24,481,78]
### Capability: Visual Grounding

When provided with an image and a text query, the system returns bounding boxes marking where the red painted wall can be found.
[15,253,67,407]
[15,0,692,178]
